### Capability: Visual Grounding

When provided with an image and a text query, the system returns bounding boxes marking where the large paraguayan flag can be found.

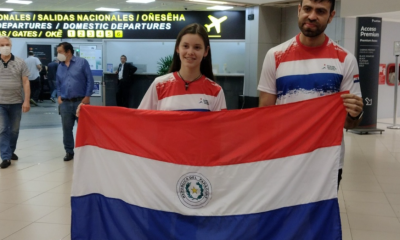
[71,92,347,240]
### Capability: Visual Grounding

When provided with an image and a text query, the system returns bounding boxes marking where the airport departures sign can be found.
[0,11,245,40]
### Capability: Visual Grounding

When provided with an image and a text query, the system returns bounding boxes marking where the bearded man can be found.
[258,0,364,189]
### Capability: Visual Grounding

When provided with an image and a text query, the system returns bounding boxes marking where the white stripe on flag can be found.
[72,145,339,216]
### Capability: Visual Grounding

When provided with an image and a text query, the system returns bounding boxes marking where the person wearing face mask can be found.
[0,36,31,169]
[56,42,94,161]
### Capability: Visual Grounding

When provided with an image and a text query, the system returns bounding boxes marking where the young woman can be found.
[138,23,226,111]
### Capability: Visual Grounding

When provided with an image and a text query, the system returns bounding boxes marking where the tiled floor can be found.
[340,118,400,240]
[0,127,72,240]
[0,102,400,239]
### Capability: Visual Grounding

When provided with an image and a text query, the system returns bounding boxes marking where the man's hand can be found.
[76,103,84,117]
[58,96,63,105]
[22,100,30,113]
[81,96,90,105]
[341,93,363,117]
[342,93,364,129]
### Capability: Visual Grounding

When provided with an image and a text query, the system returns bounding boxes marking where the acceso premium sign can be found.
[177,173,212,209]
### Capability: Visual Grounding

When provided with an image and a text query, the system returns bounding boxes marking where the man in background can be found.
[56,42,94,161]
[115,55,137,108]
[47,58,59,103]
[0,36,31,169]
[24,51,41,106]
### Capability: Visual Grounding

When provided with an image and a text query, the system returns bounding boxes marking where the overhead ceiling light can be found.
[95,7,120,11]
[126,0,155,3]
[207,5,233,10]
[0,8,13,11]
[189,0,227,4]
[5,0,32,4]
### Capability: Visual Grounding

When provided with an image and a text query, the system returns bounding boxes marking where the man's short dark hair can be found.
[121,55,127,60]
[28,51,34,56]
[300,0,335,13]
[57,42,74,55]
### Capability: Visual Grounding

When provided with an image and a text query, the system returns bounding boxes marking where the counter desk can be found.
[103,73,244,109]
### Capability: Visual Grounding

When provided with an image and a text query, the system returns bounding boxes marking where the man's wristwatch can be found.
[348,111,363,120]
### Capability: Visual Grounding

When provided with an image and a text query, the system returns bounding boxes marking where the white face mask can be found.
[0,46,11,56]
[57,53,66,62]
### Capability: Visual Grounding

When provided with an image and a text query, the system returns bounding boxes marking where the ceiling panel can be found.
[0,0,248,12]
[1,0,399,22]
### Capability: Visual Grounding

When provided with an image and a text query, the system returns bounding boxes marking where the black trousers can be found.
[30,77,41,102]
[116,80,131,108]
[39,79,51,101]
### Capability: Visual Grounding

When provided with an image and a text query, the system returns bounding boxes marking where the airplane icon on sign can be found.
[204,15,228,33]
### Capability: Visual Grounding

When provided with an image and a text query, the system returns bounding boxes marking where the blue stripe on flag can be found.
[277,73,343,98]
[353,80,360,83]
[71,194,342,240]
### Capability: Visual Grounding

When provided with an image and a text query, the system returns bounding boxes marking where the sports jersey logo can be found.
[322,64,337,71]
[353,74,360,83]
[199,98,209,105]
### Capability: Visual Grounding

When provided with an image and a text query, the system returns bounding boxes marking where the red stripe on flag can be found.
[76,92,347,166]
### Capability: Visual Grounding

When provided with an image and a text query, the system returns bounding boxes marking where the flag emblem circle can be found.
[177,173,212,209]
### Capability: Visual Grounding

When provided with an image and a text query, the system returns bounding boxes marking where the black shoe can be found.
[64,153,74,161]
[50,98,56,103]
[30,99,38,106]
[11,153,18,160]
[1,160,11,169]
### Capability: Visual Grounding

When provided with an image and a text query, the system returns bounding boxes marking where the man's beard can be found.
[298,20,327,38]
